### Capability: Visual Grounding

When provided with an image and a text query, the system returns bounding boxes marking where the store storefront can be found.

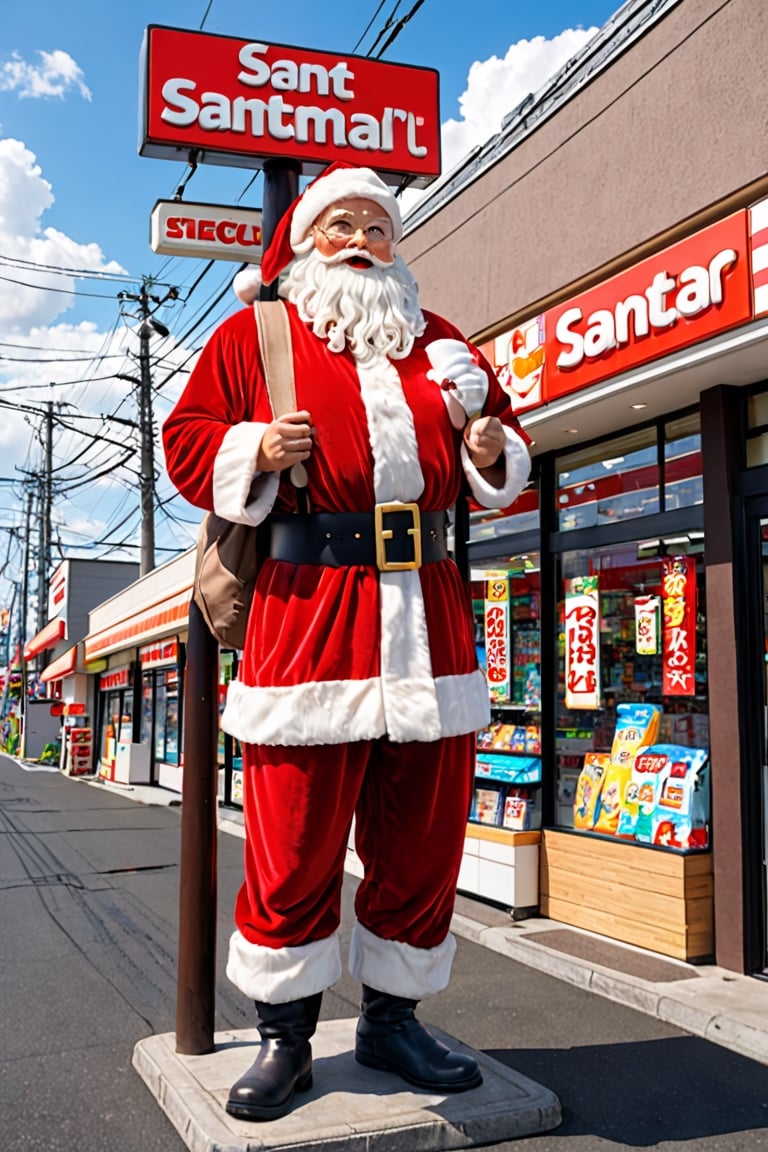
[84,549,193,790]
[139,637,182,791]
[397,0,768,974]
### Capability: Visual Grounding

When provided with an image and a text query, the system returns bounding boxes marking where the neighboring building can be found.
[83,548,194,793]
[22,558,140,761]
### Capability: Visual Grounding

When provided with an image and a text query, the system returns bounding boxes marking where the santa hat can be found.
[233,162,402,303]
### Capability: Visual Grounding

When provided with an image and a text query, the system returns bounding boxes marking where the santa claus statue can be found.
[162,162,530,1122]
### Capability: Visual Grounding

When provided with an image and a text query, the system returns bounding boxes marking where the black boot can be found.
[226,993,322,1121]
[355,985,482,1093]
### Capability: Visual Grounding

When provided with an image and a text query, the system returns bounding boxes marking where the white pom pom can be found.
[233,267,262,304]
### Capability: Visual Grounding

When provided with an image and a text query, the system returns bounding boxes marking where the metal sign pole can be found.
[175,158,300,1056]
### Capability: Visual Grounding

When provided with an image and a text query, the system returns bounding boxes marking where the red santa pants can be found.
[234,733,474,967]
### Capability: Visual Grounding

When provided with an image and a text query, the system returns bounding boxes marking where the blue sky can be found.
[0,0,619,637]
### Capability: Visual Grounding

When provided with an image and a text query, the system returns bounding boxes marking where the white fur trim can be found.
[212,422,279,525]
[222,676,386,745]
[292,167,403,252]
[233,267,262,304]
[221,669,488,746]
[348,920,456,999]
[380,569,440,742]
[461,426,531,509]
[436,668,491,735]
[227,929,341,1002]
[357,358,425,504]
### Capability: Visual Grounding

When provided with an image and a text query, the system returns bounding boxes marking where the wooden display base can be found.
[540,829,713,962]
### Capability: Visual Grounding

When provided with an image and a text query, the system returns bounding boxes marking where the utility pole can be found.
[138,292,156,578]
[19,488,34,748]
[118,277,178,578]
[37,400,54,635]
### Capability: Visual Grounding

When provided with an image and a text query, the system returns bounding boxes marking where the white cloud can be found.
[401,27,598,215]
[0,49,91,101]
[442,28,598,172]
[0,138,124,330]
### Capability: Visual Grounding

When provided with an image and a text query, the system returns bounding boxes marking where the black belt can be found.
[270,504,449,570]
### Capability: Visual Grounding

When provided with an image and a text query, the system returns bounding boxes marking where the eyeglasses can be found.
[313,219,394,247]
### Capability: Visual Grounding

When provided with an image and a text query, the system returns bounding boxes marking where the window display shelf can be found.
[540,829,713,961]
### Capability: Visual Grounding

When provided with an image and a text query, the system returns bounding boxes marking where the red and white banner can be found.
[484,576,511,702]
[140,26,440,185]
[750,196,768,316]
[662,557,697,696]
[139,637,179,670]
[564,575,600,709]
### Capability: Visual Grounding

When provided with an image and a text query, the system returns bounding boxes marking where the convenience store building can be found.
[398,0,768,975]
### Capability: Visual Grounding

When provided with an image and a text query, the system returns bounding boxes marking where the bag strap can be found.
[254,298,296,417]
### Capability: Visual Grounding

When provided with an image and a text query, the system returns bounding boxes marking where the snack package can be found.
[609,702,662,769]
[502,789,530,830]
[471,783,504,826]
[593,761,633,835]
[649,746,710,849]
[573,753,609,830]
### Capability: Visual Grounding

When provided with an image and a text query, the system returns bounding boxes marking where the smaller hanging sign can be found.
[635,594,661,655]
[564,575,601,710]
[484,576,511,703]
[662,557,697,696]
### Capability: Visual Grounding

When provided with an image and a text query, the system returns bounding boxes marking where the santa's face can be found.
[283,201,424,363]
[311,197,396,268]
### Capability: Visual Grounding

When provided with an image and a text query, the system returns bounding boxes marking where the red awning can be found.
[40,645,78,684]
[24,617,66,661]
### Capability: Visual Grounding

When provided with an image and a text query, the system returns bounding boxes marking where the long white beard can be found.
[282,249,426,364]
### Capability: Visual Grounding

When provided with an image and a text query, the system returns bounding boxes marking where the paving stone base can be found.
[133,1019,561,1152]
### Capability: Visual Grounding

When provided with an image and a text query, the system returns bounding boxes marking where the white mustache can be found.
[321,248,395,270]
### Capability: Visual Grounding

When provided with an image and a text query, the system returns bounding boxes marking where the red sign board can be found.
[545,211,751,400]
[140,26,441,186]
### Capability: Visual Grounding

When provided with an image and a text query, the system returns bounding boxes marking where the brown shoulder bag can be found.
[193,299,296,650]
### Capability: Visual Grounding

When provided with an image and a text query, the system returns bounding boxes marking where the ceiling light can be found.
[631,403,647,410]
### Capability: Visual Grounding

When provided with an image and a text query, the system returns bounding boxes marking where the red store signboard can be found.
[545,211,751,401]
[140,26,441,186]
[481,211,753,414]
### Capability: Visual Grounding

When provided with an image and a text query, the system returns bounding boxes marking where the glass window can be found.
[556,542,709,848]
[154,680,167,762]
[469,482,539,542]
[141,674,154,746]
[556,427,659,531]
[117,697,132,742]
[470,554,542,832]
[664,413,702,510]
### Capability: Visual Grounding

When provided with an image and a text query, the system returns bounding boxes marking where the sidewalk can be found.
[95,774,768,1071]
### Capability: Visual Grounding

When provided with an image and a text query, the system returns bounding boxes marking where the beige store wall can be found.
[400,0,768,343]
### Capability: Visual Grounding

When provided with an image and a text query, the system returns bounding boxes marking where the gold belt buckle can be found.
[374,502,422,571]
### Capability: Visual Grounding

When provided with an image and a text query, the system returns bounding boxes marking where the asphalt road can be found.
[2,753,767,1151]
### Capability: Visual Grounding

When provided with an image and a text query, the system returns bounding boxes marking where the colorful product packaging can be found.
[592,703,662,835]
[471,783,505,826]
[573,752,610,830]
[502,789,531,830]
[616,744,710,848]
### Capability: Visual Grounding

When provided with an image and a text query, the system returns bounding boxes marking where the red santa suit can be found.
[163,295,530,1005]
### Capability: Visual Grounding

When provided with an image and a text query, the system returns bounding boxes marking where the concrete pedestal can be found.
[133,1018,561,1152]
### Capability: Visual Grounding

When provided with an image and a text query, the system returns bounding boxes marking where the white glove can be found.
[425,339,489,430]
